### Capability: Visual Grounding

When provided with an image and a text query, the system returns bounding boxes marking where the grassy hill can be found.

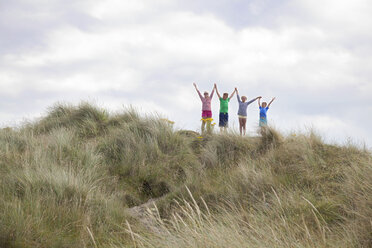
[0,102,371,248]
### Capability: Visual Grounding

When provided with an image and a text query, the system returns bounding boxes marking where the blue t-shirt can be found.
[259,106,269,119]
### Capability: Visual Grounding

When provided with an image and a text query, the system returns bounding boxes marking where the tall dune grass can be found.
[0,102,370,247]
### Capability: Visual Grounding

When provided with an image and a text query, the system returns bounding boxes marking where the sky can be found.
[1,0,371,146]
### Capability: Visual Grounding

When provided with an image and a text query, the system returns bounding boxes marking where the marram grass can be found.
[0,102,370,248]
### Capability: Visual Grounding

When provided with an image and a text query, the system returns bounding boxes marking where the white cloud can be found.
[88,0,147,19]
[298,115,349,131]
[5,5,362,91]
[297,0,372,32]
[0,71,23,95]
[10,27,117,66]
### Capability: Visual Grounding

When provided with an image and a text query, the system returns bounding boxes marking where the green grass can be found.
[0,102,371,247]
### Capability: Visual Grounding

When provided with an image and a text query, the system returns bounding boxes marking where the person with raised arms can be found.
[235,87,261,136]
[214,83,236,132]
[258,96,276,127]
[193,83,215,134]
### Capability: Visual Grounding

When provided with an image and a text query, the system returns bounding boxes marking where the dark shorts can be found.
[219,112,229,127]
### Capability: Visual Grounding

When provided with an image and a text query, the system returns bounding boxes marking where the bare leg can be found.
[206,120,211,134]
[241,118,246,136]
[201,120,206,134]
[239,118,243,136]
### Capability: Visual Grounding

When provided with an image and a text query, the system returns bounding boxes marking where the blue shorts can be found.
[259,117,267,127]
[219,112,229,127]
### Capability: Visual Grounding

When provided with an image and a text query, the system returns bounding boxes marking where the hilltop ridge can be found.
[0,102,371,247]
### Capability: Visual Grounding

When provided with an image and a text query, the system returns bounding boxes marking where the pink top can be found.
[197,88,215,111]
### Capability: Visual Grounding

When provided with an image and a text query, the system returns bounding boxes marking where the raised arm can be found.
[257,96,262,107]
[235,88,241,102]
[210,84,215,99]
[214,84,221,98]
[193,83,203,100]
[267,97,276,108]
[228,88,236,100]
[247,96,261,105]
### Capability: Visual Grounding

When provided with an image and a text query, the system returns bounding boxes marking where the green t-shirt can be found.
[219,98,230,113]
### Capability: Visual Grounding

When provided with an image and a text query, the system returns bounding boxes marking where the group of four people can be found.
[193,83,276,135]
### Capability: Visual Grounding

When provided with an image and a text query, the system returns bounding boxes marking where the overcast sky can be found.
[1,0,371,146]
